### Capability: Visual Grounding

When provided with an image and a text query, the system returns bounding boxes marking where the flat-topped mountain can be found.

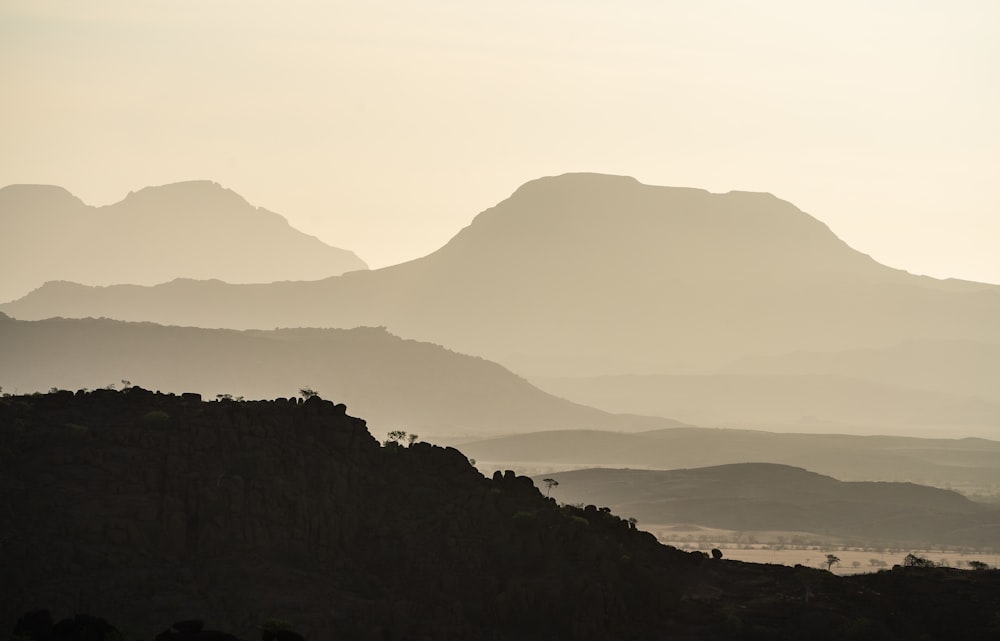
[537,464,1000,547]
[3,390,999,640]
[0,181,366,303]
[4,174,998,376]
[0,313,679,437]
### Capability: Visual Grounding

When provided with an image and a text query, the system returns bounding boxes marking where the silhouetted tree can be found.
[299,387,319,399]
[711,548,723,560]
[903,553,935,568]
[825,554,840,571]
[384,430,410,447]
[542,478,559,496]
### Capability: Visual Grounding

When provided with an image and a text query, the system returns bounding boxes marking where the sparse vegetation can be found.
[298,387,319,399]
[903,553,936,568]
[826,554,841,571]
[542,478,559,496]
[384,430,418,447]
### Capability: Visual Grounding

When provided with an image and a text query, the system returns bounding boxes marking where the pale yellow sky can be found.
[2,1,998,282]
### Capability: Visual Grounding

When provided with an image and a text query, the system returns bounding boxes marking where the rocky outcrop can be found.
[2,390,999,640]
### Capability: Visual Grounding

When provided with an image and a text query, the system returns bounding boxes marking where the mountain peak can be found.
[119,180,251,210]
[513,172,642,193]
[0,184,84,211]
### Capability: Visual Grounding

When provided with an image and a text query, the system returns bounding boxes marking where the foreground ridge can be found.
[2,389,998,640]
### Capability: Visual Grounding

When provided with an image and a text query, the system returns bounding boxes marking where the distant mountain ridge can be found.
[0,313,681,437]
[0,181,366,302]
[4,173,998,377]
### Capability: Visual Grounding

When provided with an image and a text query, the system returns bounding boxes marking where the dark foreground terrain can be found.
[2,390,998,640]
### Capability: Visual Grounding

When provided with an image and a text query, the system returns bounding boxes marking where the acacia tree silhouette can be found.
[542,478,559,496]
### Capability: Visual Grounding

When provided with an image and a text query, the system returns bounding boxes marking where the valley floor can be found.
[649,524,1000,574]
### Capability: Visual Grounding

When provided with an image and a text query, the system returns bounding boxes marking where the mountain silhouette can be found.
[0,181,366,303]
[4,173,998,376]
[0,313,680,437]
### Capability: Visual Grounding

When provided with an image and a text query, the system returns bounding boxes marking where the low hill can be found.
[530,371,1000,437]
[724,339,1000,402]
[455,428,1000,492]
[536,464,1000,548]
[2,390,999,640]
[0,181,366,303]
[0,313,680,437]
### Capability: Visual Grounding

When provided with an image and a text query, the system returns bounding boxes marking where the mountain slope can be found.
[4,174,999,376]
[536,464,1000,547]
[0,313,679,437]
[0,181,366,302]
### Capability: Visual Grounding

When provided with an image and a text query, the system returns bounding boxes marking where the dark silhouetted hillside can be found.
[2,390,999,640]
[0,313,680,437]
[536,464,1000,547]
[4,173,998,380]
[0,181,366,302]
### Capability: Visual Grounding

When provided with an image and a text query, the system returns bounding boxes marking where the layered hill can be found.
[455,428,1000,492]
[537,464,1000,548]
[0,313,678,437]
[4,173,998,378]
[3,390,999,640]
[0,181,366,303]
[531,368,1000,437]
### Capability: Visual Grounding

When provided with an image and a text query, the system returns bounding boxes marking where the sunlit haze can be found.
[2,0,998,282]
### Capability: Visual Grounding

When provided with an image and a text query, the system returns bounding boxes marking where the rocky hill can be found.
[0,181,366,303]
[3,174,998,379]
[0,313,680,437]
[2,390,999,640]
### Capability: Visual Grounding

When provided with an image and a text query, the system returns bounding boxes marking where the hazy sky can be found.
[3,1,998,283]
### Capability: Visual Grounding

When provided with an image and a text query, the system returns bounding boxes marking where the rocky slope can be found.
[2,390,999,640]
[0,181,366,303]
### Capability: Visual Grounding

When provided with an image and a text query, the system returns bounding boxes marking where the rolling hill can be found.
[455,428,1000,491]
[535,464,1000,547]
